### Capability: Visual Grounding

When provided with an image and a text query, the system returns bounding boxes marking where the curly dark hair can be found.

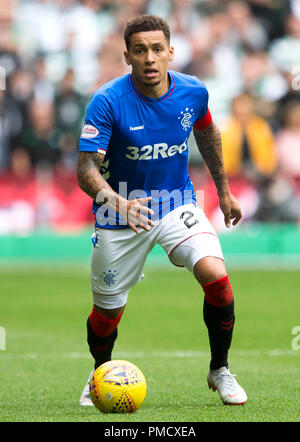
[124,15,170,50]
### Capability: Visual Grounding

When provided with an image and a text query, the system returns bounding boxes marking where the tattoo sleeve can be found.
[193,123,229,195]
[77,151,127,214]
[77,151,107,200]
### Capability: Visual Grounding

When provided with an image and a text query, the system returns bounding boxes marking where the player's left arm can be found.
[193,122,242,228]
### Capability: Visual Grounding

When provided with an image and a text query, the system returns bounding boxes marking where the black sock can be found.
[87,318,118,370]
[203,299,235,370]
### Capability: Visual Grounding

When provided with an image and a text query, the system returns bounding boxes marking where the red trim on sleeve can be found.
[193,109,212,130]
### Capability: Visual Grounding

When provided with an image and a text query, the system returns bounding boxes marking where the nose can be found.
[145,50,155,64]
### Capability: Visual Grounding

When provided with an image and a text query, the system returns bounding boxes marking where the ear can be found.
[124,51,131,66]
[169,46,174,62]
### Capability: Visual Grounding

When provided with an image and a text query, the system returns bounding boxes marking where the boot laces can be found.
[213,367,238,390]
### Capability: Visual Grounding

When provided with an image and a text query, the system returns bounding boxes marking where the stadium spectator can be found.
[56,131,78,172]
[54,67,87,134]
[93,31,129,90]
[247,0,289,41]
[0,88,24,170]
[251,169,300,223]
[33,57,56,104]
[205,9,241,80]
[241,51,288,102]
[0,22,20,81]
[227,0,269,51]
[277,70,300,123]
[8,67,35,108]
[221,92,277,180]
[0,145,36,234]
[9,145,33,181]
[276,101,300,181]
[269,13,300,73]
[17,99,62,168]
[167,0,202,72]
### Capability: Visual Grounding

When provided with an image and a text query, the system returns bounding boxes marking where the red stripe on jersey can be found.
[193,109,212,130]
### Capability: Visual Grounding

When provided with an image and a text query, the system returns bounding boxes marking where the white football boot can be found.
[207,366,247,405]
[79,370,94,406]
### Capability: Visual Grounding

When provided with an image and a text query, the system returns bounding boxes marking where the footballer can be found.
[77,15,247,406]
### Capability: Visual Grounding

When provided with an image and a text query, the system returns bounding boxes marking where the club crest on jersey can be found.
[178,107,194,131]
[81,124,99,139]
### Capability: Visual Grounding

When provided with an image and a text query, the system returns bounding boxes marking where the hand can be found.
[120,196,155,234]
[218,192,242,228]
[96,189,155,234]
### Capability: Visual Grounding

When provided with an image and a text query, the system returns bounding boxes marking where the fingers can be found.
[232,210,242,225]
[136,197,155,217]
[128,215,154,234]
[127,197,155,234]
[224,209,242,228]
[128,223,142,235]
[138,196,153,207]
[224,212,231,228]
[220,193,242,228]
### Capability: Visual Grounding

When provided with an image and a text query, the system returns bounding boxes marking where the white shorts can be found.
[91,204,224,308]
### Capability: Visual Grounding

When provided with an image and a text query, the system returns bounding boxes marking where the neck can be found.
[132,72,170,99]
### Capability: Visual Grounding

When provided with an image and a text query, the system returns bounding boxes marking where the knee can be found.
[202,275,234,308]
[93,302,126,319]
[194,256,227,286]
[88,304,124,337]
[92,290,128,315]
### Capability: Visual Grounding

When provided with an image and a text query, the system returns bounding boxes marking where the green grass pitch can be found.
[0,264,299,422]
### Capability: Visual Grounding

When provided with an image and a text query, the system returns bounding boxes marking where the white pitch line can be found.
[0,349,299,360]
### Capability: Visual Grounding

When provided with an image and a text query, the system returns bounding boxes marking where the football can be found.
[89,360,147,413]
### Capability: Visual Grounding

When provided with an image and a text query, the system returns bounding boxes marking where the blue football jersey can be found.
[79,70,210,228]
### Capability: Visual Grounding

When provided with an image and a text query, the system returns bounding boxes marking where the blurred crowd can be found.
[1,0,300,233]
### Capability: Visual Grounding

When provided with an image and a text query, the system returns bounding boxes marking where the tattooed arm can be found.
[77,151,154,233]
[193,123,242,227]
[77,151,106,200]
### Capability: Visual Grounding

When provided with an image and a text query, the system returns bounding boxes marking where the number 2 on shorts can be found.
[180,211,199,229]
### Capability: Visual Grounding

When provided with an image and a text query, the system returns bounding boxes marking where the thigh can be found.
[193,256,227,285]
[156,204,224,273]
[91,227,154,295]
[157,204,218,256]
[169,233,224,274]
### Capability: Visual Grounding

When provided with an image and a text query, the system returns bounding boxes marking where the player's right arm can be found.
[78,92,154,233]
[77,148,154,234]
[77,151,106,201]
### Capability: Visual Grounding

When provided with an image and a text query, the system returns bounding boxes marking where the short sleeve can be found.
[193,87,212,130]
[79,92,114,154]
